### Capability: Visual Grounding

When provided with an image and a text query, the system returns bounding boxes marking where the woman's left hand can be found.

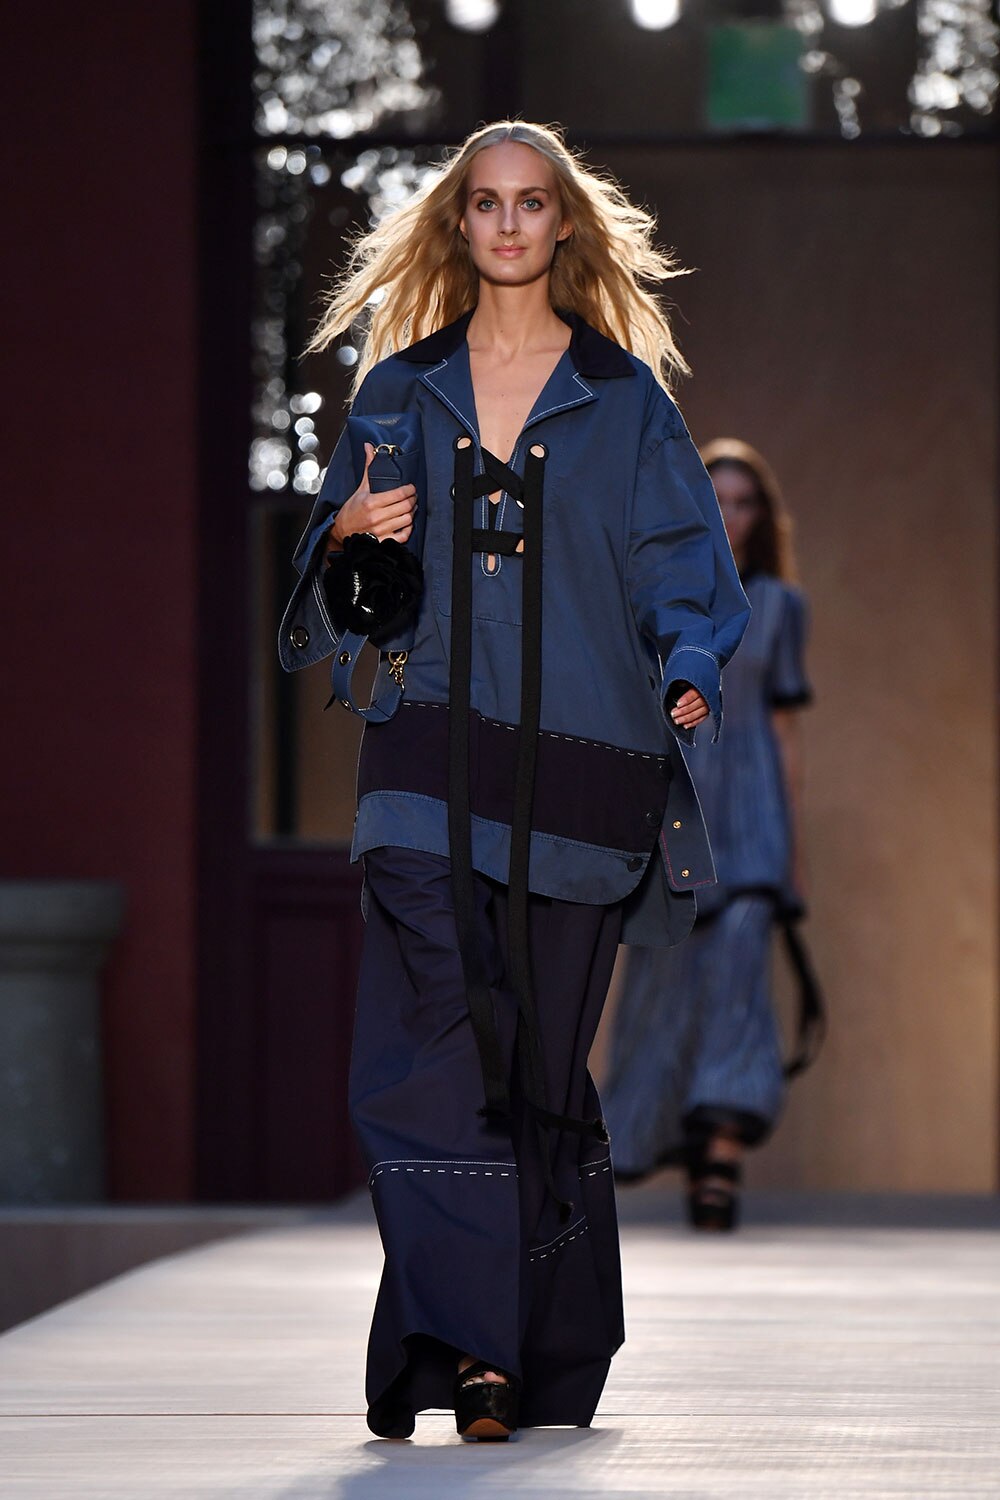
[670,688,710,729]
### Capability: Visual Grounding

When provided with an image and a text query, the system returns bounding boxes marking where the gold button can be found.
[681,868,690,878]
[673,820,682,829]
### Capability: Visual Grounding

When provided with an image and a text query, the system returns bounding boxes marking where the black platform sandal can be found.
[685,1153,742,1232]
[453,1361,520,1442]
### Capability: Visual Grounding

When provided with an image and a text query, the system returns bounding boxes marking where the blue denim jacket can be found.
[279,312,750,945]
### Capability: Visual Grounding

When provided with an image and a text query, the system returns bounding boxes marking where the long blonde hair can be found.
[307,121,690,398]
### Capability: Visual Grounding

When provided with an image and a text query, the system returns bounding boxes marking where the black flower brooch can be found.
[323,532,424,648]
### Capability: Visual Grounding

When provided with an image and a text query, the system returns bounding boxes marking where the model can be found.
[603,438,812,1230]
[278,121,749,1440]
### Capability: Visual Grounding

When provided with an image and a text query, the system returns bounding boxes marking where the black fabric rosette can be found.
[323,531,424,648]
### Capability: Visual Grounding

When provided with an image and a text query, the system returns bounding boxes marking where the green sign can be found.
[708,23,809,131]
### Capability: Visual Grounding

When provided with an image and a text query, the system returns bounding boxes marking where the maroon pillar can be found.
[1,5,199,1197]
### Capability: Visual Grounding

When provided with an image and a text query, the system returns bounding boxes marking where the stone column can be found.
[0,881,124,1202]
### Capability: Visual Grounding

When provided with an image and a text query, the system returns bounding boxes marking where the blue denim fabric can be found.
[278,312,750,942]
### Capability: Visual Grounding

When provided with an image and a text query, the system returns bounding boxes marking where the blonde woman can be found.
[604,440,813,1230]
[280,122,748,1442]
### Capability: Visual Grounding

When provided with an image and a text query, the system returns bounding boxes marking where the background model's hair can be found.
[307,120,691,399]
[701,436,798,584]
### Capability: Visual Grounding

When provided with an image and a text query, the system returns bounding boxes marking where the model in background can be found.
[603,439,813,1231]
[279,122,748,1439]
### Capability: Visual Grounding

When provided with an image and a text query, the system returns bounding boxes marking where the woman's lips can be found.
[493,246,526,256]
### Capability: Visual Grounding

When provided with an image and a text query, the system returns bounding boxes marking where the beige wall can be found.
[594,144,998,1192]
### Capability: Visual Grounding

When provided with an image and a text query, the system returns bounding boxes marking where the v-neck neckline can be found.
[464,339,573,467]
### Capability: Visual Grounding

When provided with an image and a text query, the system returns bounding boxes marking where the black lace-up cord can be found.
[448,439,509,1119]
[448,441,606,1218]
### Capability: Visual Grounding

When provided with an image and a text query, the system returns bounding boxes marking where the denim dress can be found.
[604,573,813,1169]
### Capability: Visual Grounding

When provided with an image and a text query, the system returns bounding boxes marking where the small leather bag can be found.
[324,412,425,722]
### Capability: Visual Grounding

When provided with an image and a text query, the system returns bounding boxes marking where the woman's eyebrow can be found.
[469,184,551,196]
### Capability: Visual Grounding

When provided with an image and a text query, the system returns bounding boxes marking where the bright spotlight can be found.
[630,0,682,29]
[827,0,877,25]
[445,0,501,31]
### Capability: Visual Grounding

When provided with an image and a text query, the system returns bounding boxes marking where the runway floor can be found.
[2,1189,999,1498]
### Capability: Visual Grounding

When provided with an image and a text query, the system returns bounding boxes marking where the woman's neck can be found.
[467,279,569,357]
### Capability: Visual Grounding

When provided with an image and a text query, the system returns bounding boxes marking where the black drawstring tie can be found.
[448,436,604,1222]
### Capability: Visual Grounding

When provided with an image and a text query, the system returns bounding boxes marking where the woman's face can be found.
[711,463,762,559]
[459,142,572,287]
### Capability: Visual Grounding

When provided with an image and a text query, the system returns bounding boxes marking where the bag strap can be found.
[326,632,405,723]
[779,916,827,1078]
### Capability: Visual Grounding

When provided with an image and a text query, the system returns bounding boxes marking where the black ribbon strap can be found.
[779,917,827,1079]
[448,436,510,1119]
[447,438,604,1220]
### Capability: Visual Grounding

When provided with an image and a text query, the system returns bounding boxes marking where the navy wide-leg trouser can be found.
[350,845,624,1437]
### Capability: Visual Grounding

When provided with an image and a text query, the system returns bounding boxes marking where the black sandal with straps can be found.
[685,1152,743,1233]
[453,1361,520,1442]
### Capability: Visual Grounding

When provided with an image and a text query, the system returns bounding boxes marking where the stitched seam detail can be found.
[525,377,594,427]
[581,1157,612,1177]
[670,644,720,665]
[369,1157,517,1188]
[311,572,338,640]
[658,827,715,889]
[422,359,477,436]
[398,702,667,765]
[529,1218,591,1262]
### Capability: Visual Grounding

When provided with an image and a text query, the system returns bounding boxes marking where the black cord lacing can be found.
[448,438,607,1222]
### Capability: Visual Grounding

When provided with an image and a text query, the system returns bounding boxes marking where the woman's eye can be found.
[475,198,496,211]
[522,198,542,210]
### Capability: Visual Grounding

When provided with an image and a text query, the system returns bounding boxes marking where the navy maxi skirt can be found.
[350,845,625,1438]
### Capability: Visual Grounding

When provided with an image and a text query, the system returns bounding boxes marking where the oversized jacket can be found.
[279,310,750,945]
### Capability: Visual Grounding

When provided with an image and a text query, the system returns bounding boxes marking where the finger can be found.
[370,482,417,506]
[368,497,417,524]
[375,519,413,541]
[360,442,375,490]
[674,689,701,708]
[671,700,707,722]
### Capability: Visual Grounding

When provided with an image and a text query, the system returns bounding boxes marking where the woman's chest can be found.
[469,349,570,469]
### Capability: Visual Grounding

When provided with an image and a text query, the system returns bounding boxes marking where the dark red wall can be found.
[1,6,199,1197]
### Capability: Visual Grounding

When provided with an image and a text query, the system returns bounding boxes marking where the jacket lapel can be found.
[521,354,596,435]
[418,340,480,441]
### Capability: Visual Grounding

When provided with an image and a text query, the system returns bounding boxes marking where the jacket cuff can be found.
[294,509,336,578]
[662,644,723,746]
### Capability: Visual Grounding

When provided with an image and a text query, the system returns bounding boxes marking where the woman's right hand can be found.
[327,442,418,554]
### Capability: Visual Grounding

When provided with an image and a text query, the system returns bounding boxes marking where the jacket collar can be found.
[395,307,636,380]
[396,308,634,443]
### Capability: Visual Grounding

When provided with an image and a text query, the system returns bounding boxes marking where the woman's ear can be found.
[556,219,574,243]
[458,215,468,242]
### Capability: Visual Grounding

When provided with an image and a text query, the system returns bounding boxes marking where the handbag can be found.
[324,412,424,721]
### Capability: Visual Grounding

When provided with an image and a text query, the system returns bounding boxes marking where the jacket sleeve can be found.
[626,396,750,747]
[276,373,378,672]
[289,373,378,578]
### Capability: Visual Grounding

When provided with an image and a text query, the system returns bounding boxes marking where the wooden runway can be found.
[2,1192,999,1497]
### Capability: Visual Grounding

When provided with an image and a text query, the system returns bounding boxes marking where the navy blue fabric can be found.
[351,846,624,1437]
[604,895,784,1174]
[277,311,750,932]
[680,573,812,917]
